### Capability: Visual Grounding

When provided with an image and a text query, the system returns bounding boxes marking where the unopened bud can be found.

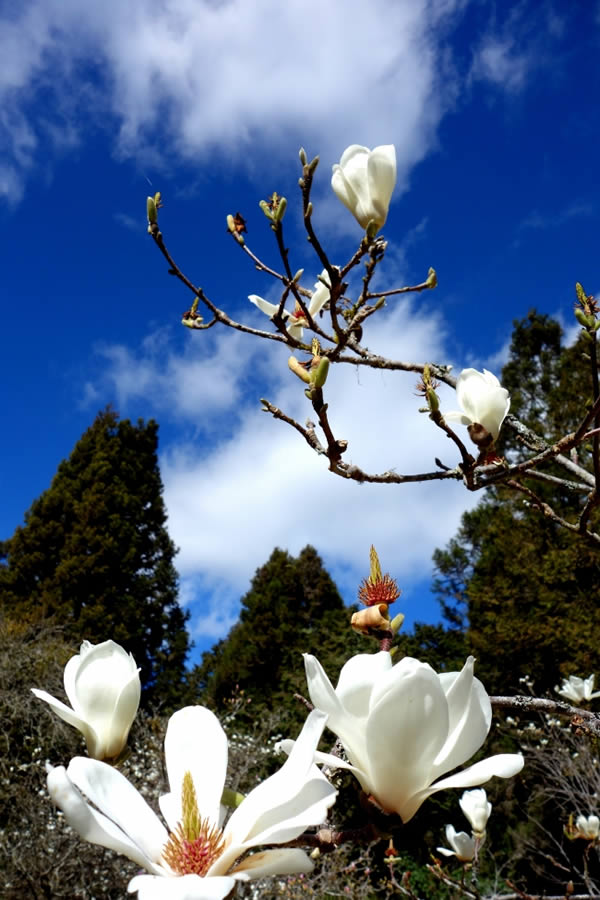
[308,155,320,174]
[426,387,439,412]
[292,269,304,283]
[274,196,287,222]
[576,282,587,305]
[374,297,386,310]
[426,267,437,288]
[306,201,313,217]
[390,613,405,634]
[575,308,594,329]
[299,147,308,165]
[146,196,157,224]
[226,214,236,233]
[366,220,379,241]
[259,199,275,222]
[311,357,330,388]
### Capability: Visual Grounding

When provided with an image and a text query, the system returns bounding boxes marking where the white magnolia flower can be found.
[576,814,600,839]
[297,652,523,823]
[249,271,331,341]
[32,639,140,760]
[437,824,476,862]
[460,788,492,835]
[556,674,600,703]
[444,368,510,441]
[331,144,396,231]
[47,706,336,900]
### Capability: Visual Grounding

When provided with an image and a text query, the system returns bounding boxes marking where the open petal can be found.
[128,874,236,900]
[432,659,491,778]
[48,765,165,873]
[233,848,314,879]
[443,410,472,427]
[220,710,334,865]
[406,753,525,820]
[161,707,227,833]
[67,756,168,867]
[248,295,286,319]
[31,689,94,746]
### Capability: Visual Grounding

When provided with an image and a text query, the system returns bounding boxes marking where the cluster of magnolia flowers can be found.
[33,639,525,899]
[437,788,492,863]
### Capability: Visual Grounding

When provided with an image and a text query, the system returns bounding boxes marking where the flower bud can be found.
[146,196,157,224]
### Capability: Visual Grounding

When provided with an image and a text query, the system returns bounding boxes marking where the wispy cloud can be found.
[518,201,593,232]
[469,4,564,95]
[0,0,467,204]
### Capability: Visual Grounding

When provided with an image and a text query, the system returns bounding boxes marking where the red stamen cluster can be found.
[358,573,401,608]
[162,818,226,877]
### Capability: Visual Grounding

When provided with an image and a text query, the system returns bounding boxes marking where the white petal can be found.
[408,752,524,818]
[366,144,396,226]
[436,846,457,857]
[233,848,314,879]
[31,688,96,750]
[161,707,227,832]
[432,658,491,778]
[128,874,236,900]
[365,661,450,818]
[216,710,335,873]
[248,295,286,319]
[48,764,165,873]
[443,410,473,427]
[67,756,168,866]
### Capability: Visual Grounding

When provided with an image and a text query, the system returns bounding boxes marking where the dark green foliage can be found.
[434,311,600,695]
[191,545,364,731]
[0,408,190,707]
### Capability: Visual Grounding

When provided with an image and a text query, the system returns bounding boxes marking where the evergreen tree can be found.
[433,311,600,694]
[191,545,363,730]
[0,408,189,706]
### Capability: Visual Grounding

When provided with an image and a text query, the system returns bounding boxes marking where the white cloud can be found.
[470,35,531,93]
[91,296,479,644]
[0,0,466,203]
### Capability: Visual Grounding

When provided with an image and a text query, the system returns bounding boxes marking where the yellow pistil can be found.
[358,545,401,608]
[162,772,226,877]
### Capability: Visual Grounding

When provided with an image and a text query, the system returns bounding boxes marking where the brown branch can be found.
[504,479,600,546]
[368,275,438,299]
[491,694,600,738]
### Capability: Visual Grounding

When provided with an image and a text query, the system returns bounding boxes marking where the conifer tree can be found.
[433,312,600,694]
[0,408,189,706]
[192,545,363,729]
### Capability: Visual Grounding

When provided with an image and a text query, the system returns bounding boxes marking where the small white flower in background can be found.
[47,706,336,900]
[555,674,600,703]
[444,368,510,443]
[248,271,331,340]
[437,824,476,862]
[576,814,600,839]
[285,652,523,823]
[460,788,492,836]
[32,639,140,761]
[331,144,397,232]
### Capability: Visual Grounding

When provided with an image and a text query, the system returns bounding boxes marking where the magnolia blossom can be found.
[460,788,491,835]
[32,639,140,760]
[555,674,600,703]
[444,368,510,442]
[576,814,600,839]
[437,824,476,862]
[248,271,331,340]
[331,144,396,231]
[47,706,336,900]
[296,652,523,823]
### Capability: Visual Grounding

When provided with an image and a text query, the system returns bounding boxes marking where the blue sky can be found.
[2,1,598,665]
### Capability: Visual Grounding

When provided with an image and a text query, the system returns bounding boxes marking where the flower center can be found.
[161,771,226,877]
